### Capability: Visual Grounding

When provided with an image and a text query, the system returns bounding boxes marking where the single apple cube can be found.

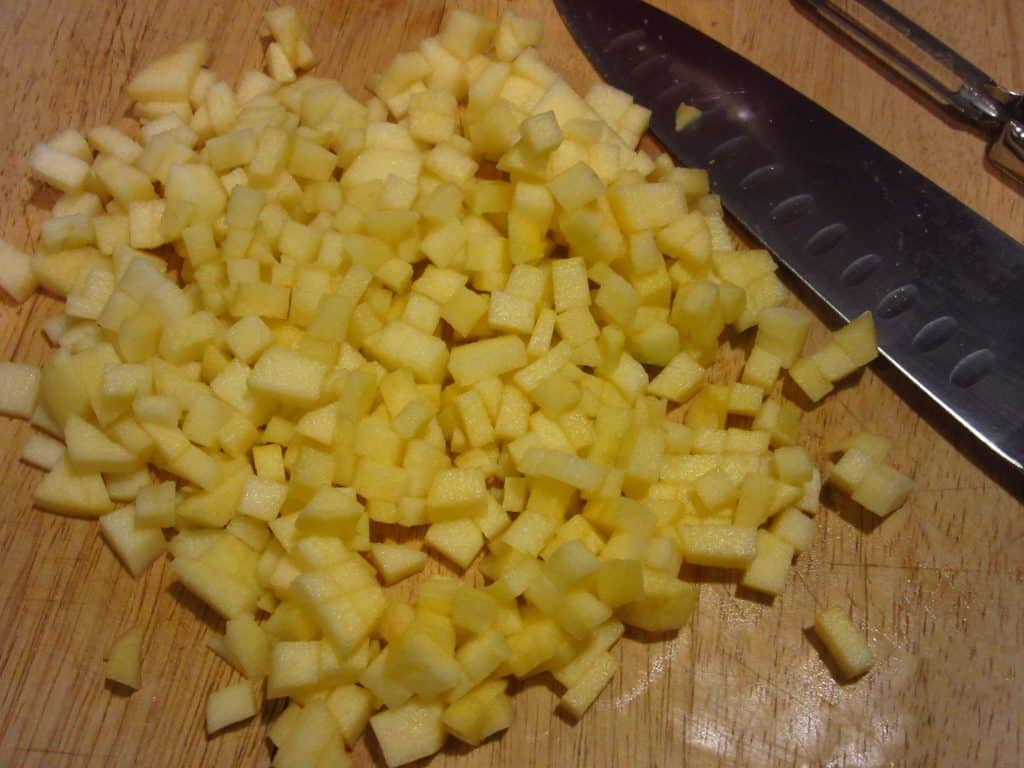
[841,431,892,463]
[369,543,428,585]
[852,462,914,517]
[693,468,739,513]
[755,307,811,367]
[425,519,485,569]
[126,40,207,102]
[814,606,874,680]
[770,507,817,553]
[595,558,644,607]
[0,362,41,419]
[19,431,65,470]
[267,640,321,699]
[237,475,287,522]
[607,182,685,233]
[206,682,257,733]
[548,161,605,210]
[326,684,376,747]
[426,468,487,522]
[0,240,38,302]
[449,335,528,385]
[106,625,143,690]
[225,615,271,680]
[772,446,815,485]
[741,346,782,391]
[740,530,794,596]
[647,351,705,402]
[370,699,446,768]
[829,447,876,495]
[521,110,562,154]
[679,525,757,568]
[248,346,327,406]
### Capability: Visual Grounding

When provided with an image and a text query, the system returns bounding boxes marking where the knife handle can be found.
[795,0,1024,182]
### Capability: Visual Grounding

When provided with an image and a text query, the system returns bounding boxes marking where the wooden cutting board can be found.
[0,1,1021,766]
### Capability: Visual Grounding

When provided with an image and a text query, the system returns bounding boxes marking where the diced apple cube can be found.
[225,615,271,680]
[770,507,817,553]
[521,110,562,153]
[679,525,757,568]
[206,682,257,733]
[0,240,39,302]
[741,346,782,391]
[693,468,739,513]
[851,462,914,517]
[647,351,704,402]
[370,698,446,768]
[755,307,811,367]
[369,543,428,585]
[326,684,376,747]
[828,447,876,494]
[772,446,814,484]
[740,530,794,596]
[427,468,487,521]
[608,182,685,233]
[0,362,41,419]
[814,606,874,680]
[248,346,327,406]
[425,519,485,569]
[106,626,143,690]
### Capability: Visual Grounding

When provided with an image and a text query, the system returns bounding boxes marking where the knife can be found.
[555,0,1024,473]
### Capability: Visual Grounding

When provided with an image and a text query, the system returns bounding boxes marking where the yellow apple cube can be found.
[369,543,428,585]
[832,311,878,367]
[852,462,914,517]
[370,699,446,768]
[206,682,257,733]
[425,519,485,569]
[106,625,143,690]
[814,606,874,680]
[740,530,794,596]
[679,525,757,568]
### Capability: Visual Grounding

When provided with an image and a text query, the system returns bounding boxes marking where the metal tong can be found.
[796,0,1024,184]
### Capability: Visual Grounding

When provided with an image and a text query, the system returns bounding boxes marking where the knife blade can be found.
[555,0,1024,473]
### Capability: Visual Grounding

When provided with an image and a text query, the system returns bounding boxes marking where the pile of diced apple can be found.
[0,5,913,766]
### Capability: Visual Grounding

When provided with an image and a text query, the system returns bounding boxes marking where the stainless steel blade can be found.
[556,0,1024,472]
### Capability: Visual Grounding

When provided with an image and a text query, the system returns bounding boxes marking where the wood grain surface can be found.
[1,1,1022,766]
